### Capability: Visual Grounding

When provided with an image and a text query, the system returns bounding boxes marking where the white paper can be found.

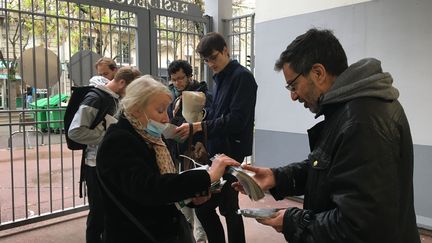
[162,123,178,139]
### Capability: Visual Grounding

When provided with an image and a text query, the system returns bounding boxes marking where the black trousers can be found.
[195,173,246,243]
[85,165,105,243]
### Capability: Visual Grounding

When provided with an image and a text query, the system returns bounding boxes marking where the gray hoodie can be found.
[318,58,399,115]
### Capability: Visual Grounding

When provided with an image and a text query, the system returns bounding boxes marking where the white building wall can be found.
[253,0,432,228]
[256,0,371,23]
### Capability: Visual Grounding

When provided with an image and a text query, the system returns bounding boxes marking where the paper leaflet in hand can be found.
[237,208,285,219]
[208,155,265,201]
[162,123,178,139]
[175,155,226,210]
[226,166,265,201]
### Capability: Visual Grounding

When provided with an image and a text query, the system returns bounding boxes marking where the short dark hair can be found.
[95,57,117,71]
[114,66,142,85]
[274,28,348,76]
[196,32,227,58]
[167,60,193,79]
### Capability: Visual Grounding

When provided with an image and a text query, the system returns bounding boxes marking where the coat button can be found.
[313,160,318,166]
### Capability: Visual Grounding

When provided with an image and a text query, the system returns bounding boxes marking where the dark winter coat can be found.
[167,80,212,168]
[96,115,211,243]
[205,60,257,161]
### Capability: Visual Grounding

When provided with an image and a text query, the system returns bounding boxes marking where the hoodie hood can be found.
[89,76,110,86]
[318,58,399,114]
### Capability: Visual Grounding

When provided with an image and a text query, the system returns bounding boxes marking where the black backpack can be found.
[64,86,110,150]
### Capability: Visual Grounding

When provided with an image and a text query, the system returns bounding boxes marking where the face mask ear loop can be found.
[144,112,150,123]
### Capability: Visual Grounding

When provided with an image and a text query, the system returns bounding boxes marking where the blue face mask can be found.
[144,113,168,137]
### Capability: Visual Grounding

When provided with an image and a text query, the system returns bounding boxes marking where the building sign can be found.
[99,0,202,16]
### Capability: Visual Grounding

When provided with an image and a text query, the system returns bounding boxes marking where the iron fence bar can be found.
[3,1,16,222]
[0,0,209,229]
[30,0,42,218]
[221,13,255,21]
[225,30,253,37]
[55,0,65,211]
[0,206,88,231]
[17,0,31,218]
[0,8,137,29]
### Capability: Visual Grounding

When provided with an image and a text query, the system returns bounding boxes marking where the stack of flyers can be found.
[237,208,285,219]
[226,166,264,201]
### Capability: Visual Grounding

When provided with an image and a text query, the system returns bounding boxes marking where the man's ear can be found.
[311,64,327,85]
[119,79,127,88]
[223,46,229,57]
[312,63,335,92]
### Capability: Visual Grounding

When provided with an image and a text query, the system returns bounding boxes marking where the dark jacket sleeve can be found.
[269,161,309,199]
[205,71,257,138]
[97,126,211,205]
[281,122,404,243]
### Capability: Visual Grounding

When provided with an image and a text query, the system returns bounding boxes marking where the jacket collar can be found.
[213,59,239,84]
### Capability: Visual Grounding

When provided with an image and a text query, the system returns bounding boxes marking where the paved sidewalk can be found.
[0,194,431,243]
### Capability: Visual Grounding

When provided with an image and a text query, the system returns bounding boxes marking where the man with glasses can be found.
[166,59,211,243]
[233,28,420,243]
[176,32,257,243]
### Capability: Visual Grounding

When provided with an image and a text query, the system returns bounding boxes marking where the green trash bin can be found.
[30,94,69,132]
[30,98,49,131]
[48,94,69,132]
[16,97,23,108]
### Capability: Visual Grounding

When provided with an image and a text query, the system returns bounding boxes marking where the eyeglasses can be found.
[171,75,187,83]
[203,52,220,63]
[285,73,302,92]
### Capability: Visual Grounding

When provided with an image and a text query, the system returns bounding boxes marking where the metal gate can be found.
[223,13,255,73]
[0,0,210,230]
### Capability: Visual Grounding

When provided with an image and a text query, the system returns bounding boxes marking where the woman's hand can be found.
[232,164,276,193]
[208,154,240,183]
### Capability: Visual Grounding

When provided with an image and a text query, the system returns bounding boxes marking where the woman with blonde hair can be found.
[96,75,239,243]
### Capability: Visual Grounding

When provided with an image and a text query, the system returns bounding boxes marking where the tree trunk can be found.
[9,81,17,110]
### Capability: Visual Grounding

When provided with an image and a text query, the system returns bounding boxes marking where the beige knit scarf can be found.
[124,111,177,174]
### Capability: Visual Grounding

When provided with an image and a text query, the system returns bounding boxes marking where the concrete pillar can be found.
[204,0,232,34]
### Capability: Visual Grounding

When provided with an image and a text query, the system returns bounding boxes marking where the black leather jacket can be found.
[270,97,420,243]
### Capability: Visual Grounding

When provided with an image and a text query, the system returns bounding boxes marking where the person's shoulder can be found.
[104,119,139,143]
[232,65,256,86]
[168,83,176,91]
[190,80,209,91]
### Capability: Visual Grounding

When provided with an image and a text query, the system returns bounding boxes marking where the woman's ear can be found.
[130,108,141,118]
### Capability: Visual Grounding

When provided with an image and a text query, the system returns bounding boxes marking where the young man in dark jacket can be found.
[234,28,420,243]
[167,60,212,130]
[68,66,141,243]
[166,60,211,243]
[176,32,258,243]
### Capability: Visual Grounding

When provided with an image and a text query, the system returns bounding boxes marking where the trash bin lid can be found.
[47,94,69,107]
[30,98,48,108]
[30,94,69,108]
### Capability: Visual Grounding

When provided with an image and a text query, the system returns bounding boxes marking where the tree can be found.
[0,0,135,109]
